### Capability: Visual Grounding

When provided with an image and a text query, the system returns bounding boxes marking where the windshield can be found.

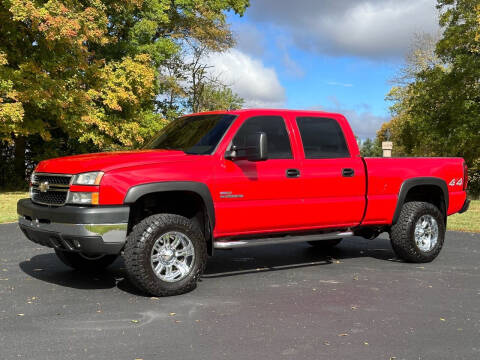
[144,114,236,154]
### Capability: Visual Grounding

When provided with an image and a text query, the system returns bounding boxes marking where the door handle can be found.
[286,169,301,178]
[342,168,355,177]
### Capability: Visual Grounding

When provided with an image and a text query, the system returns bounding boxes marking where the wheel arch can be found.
[392,177,448,225]
[124,182,215,254]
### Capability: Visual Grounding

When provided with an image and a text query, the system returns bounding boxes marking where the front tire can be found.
[55,250,118,271]
[123,214,207,297]
[390,201,445,263]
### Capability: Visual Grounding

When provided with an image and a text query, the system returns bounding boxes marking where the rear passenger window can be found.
[232,116,293,159]
[296,117,350,158]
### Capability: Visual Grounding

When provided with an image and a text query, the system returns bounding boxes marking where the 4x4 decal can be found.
[449,178,463,187]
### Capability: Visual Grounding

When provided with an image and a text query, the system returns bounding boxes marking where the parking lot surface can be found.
[0,222,479,360]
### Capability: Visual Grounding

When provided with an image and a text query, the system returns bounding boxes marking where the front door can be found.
[213,115,304,237]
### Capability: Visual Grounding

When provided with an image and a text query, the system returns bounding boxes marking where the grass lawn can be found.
[0,191,479,233]
[0,191,29,223]
[447,199,480,233]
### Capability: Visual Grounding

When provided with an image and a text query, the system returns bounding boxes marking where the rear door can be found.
[212,115,304,236]
[293,116,366,228]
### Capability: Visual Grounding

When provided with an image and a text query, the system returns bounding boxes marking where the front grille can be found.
[31,173,72,206]
[33,174,71,186]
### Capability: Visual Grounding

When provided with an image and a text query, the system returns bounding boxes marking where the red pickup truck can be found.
[17,109,470,296]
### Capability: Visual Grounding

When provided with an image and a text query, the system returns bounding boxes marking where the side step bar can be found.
[214,231,353,249]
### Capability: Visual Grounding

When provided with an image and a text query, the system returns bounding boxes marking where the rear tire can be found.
[123,214,207,297]
[55,250,118,272]
[390,201,445,263]
[308,239,342,249]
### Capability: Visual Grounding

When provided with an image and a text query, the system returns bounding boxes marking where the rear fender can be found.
[392,177,448,224]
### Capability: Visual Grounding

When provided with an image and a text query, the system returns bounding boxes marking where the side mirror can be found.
[226,132,268,162]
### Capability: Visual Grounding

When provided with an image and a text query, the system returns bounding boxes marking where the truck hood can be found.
[35,150,191,174]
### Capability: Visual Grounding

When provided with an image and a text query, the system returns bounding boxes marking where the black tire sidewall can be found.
[124,214,207,296]
[391,201,446,263]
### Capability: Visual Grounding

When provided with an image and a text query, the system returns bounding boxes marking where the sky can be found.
[206,0,441,139]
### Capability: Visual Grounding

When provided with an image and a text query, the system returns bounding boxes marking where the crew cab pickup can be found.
[17,109,470,296]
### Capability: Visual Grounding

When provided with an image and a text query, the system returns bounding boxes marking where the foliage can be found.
[196,84,244,112]
[359,138,382,157]
[382,1,480,197]
[0,0,249,185]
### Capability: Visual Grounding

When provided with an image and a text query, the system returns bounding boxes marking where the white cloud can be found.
[205,49,287,108]
[312,99,389,138]
[247,0,440,58]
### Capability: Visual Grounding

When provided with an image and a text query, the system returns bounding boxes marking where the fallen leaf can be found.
[131,320,139,323]
[323,341,330,346]
[174,320,181,323]
[364,342,369,346]
[169,312,176,316]
[0,278,8,281]
[440,318,446,322]
[312,288,317,291]
[338,333,349,337]
[351,306,358,310]
[17,314,24,317]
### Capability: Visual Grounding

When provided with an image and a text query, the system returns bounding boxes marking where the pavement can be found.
[0,222,479,360]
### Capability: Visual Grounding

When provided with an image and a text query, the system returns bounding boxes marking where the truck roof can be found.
[185,108,345,118]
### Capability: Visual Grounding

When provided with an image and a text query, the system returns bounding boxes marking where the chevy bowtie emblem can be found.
[39,181,50,193]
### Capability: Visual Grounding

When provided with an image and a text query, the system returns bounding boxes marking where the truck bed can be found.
[362,157,467,225]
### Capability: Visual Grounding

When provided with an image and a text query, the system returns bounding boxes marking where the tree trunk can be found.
[14,136,26,186]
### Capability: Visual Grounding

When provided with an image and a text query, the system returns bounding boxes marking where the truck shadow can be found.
[18,236,398,296]
[203,236,398,278]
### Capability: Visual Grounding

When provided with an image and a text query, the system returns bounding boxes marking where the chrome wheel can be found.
[150,231,195,283]
[414,215,439,252]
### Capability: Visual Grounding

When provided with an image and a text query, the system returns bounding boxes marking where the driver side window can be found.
[232,116,293,159]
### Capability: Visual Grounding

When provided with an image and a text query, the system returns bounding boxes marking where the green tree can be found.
[0,0,249,185]
[384,0,480,196]
[360,138,382,157]
[158,40,244,119]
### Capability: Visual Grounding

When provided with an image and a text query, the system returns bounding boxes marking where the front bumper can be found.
[17,199,130,255]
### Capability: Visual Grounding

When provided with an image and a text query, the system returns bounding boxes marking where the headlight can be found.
[72,171,103,185]
[67,192,99,205]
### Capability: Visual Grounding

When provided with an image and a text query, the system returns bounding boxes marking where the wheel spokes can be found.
[150,231,195,283]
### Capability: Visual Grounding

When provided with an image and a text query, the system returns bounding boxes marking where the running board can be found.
[213,231,354,249]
